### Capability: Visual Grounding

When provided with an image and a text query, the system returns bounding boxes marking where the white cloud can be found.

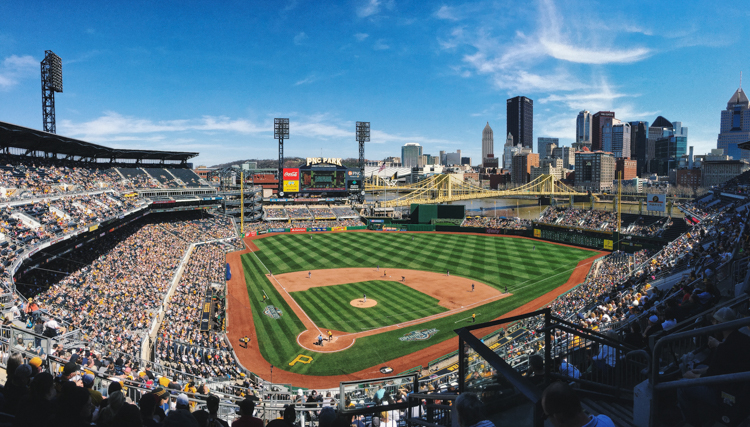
[541,40,651,64]
[434,5,459,21]
[59,112,267,139]
[373,39,390,50]
[293,32,308,45]
[294,74,317,86]
[0,55,37,90]
[354,33,369,42]
[357,0,394,18]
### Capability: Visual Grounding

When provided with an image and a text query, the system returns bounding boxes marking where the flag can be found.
[391,172,398,180]
[378,162,386,172]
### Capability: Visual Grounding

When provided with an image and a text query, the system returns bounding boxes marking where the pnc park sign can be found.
[399,328,439,342]
[306,157,343,166]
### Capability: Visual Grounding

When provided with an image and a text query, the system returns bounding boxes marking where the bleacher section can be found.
[169,167,207,187]
[286,205,313,220]
[309,205,336,219]
[263,205,288,220]
[332,205,360,218]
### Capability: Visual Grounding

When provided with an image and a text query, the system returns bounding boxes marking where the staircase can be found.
[581,397,636,427]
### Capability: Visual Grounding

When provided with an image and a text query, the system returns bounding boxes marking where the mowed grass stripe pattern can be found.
[254,233,591,291]
[291,280,447,333]
[243,232,597,375]
[240,254,306,364]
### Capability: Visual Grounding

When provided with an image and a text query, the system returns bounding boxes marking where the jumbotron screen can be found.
[301,170,347,191]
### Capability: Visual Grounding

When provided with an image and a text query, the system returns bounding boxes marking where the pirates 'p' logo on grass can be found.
[399,328,438,342]
[289,354,313,366]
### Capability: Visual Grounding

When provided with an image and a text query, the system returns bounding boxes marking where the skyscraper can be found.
[576,111,592,148]
[507,96,533,149]
[401,143,423,168]
[603,121,630,159]
[538,137,558,159]
[717,86,750,161]
[482,122,494,166]
[629,121,649,176]
[591,111,615,151]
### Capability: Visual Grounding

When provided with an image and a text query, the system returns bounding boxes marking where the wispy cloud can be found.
[357,0,394,18]
[59,112,267,139]
[0,55,37,90]
[373,39,390,50]
[294,74,317,86]
[354,33,369,42]
[293,32,308,45]
[434,5,459,21]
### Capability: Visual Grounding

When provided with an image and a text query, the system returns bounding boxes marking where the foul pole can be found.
[241,172,244,235]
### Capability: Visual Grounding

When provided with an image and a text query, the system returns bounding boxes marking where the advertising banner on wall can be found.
[283,168,300,192]
[646,194,666,212]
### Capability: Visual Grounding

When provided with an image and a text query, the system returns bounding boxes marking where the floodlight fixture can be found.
[356,121,370,142]
[274,118,290,139]
[41,50,63,134]
[275,118,289,194]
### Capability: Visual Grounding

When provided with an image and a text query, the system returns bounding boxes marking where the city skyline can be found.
[0,1,747,166]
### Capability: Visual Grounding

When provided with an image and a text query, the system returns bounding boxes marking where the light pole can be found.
[275,118,289,196]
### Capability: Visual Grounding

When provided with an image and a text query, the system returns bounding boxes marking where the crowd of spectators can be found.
[627,217,670,237]
[156,243,242,380]
[539,207,618,231]
[461,217,531,229]
[0,156,209,198]
[285,206,313,220]
[160,215,237,243]
[18,220,188,354]
[263,206,288,219]
[244,218,364,233]
[309,206,336,219]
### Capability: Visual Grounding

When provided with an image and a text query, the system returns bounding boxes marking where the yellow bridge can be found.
[366,174,588,208]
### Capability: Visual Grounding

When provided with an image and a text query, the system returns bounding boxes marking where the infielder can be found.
[363,293,367,303]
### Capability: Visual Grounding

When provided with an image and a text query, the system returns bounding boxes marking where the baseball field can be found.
[226,231,601,385]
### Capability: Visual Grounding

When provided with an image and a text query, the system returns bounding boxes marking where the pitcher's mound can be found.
[351,299,377,308]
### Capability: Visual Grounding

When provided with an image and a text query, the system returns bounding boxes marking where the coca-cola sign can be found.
[283,168,299,180]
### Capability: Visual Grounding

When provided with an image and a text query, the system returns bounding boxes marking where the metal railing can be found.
[647,316,750,426]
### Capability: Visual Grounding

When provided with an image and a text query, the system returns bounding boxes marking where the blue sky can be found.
[0,0,747,166]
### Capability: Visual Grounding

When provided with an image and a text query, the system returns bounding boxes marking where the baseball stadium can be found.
[1,115,749,427]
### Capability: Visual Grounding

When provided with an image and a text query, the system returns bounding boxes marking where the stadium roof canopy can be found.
[0,121,198,163]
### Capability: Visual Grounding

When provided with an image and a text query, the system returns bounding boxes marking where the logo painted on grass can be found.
[289,354,313,366]
[263,305,283,319]
[399,328,438,342]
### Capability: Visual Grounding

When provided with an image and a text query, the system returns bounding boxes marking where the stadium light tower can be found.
[274,118,289,195]
[41,50,63,134]
[356,122,370,203]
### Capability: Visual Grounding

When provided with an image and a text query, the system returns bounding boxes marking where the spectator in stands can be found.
[14,371,56,426]
[454,392,495,427]
[206,394,230,427]
[541,381,615,427]
[51,383,95,426]
[138,393,160,427]
[524,354,545,386]
[679,307,750,425]
[623,322,645,349]
[232,398,263,427]
[3,363,31,415]
[97,390,125,426]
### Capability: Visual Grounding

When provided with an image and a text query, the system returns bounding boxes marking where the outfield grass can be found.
[291,280,447,333]
[242,232,596,376]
